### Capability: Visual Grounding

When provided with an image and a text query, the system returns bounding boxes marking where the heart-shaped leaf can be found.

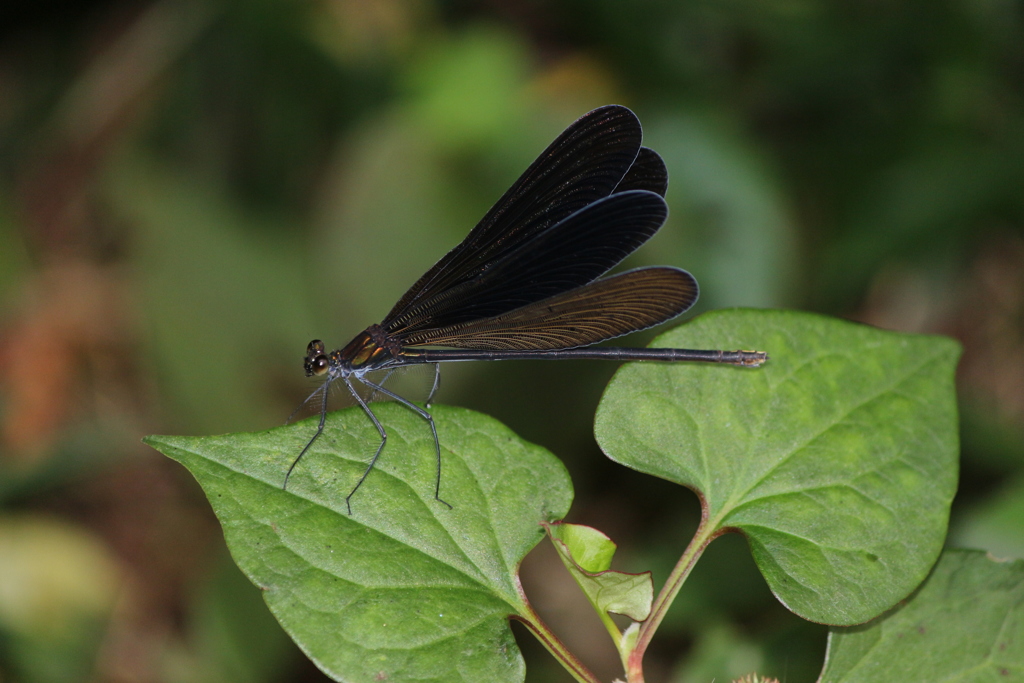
[595,309,960,625]
[820,549,1024,681]
[145,403,573,683]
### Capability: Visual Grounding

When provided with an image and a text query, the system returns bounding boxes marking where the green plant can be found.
[145,309,1022,683]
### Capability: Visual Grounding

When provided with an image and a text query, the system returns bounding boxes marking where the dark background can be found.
[1,1,1022,681]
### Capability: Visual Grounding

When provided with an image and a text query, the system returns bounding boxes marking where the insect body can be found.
[290,105,767,513]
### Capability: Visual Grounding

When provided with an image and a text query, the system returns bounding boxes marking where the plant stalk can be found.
[627,516,720,681]
[514,577,601,683]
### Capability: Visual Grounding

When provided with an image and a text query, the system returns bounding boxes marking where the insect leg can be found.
[284,379,331,489]
[344,375,391,515]
[426,363,441,407]
[359,377,452,510]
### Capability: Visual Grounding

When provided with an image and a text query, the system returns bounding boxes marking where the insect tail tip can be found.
[736,350,769,367]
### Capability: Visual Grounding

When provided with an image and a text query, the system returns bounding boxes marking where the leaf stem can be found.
[627,516,720,680]
[513,577,601,683]
[597,609,623,651]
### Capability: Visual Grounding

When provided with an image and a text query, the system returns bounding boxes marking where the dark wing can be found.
[398,267,698,350]
[384,190,667,335]
[614,147,668,196]
[383,105,645,323]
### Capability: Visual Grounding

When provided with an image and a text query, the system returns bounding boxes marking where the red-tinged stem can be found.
[626,646,645,683]
[628,516,722,680]
[512,576,601,683]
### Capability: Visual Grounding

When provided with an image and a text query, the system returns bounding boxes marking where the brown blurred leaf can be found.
[0,261,136,460]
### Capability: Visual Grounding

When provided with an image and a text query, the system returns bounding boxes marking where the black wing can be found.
[615,146,668,196]
[383,105,657,325]
[398,267,697,350]
[384,189,667,335]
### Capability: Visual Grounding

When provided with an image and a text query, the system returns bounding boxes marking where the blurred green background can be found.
[1,1,1023,681]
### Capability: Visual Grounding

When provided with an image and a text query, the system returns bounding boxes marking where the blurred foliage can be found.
[0,0,1022,681]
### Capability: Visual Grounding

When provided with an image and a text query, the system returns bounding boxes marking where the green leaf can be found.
[145,403,573,683]
[0,516,120,683]
[544,522,653,622]
[595,309,961,625]
[547,522,616,573]
[819,549,1024,681]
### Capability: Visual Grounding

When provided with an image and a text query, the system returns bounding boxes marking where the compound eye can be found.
[309,355,329,376]
[307,339,325,355]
